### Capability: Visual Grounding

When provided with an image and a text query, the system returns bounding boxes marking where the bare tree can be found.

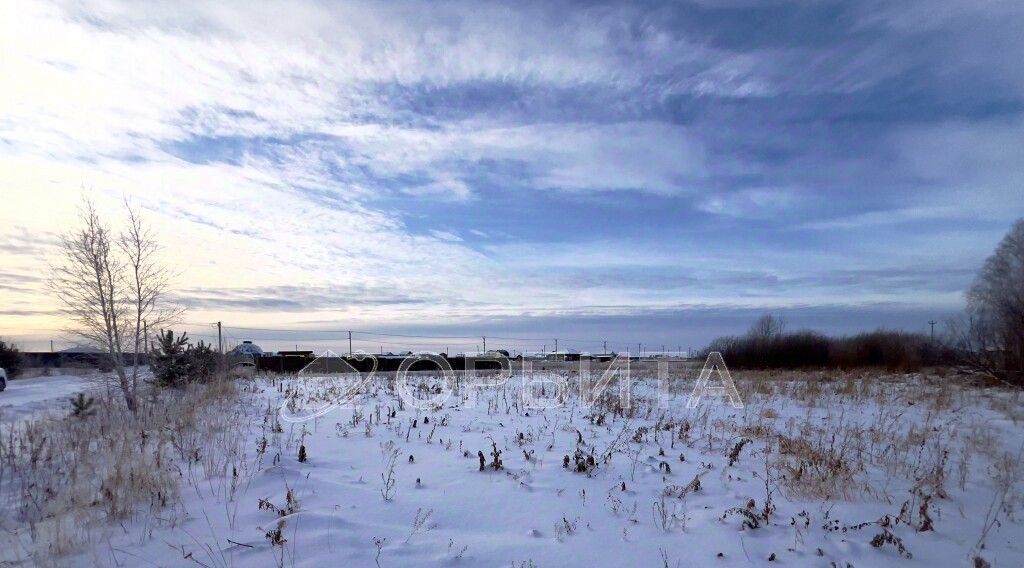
[945,314,1004,378]
[119,201,182,398]
[50,198,181,411]
[948,219,1024,384]
[748,313,786,341]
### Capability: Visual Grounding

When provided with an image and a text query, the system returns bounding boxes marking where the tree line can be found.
[705,315,952,372]
[705,220,1024,384]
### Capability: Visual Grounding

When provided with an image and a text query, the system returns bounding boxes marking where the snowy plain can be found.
[0,374,97,423]
[2,367,1023,567]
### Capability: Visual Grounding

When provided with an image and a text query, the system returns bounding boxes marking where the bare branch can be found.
[48,197,184,411]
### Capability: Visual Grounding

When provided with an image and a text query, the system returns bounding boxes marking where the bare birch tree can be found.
[118,201,182,399]
[50,198,181,411]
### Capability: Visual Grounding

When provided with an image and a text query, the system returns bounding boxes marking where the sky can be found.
[1,0,1022,354]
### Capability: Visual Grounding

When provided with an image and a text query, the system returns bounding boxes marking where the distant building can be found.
[545,349,581,362]
[230,341,264,358]
[59,345,104,355]
[277,350,315,358]
[22,345,122,370]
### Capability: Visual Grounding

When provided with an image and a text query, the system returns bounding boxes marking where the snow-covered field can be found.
[0,374,97,423]
[2,368,1023,567]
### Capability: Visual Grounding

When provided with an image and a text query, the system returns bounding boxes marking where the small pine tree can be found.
[69,392,96,418]
[150,331,222,387]
[150,330,190,387]
[187,340,219,383]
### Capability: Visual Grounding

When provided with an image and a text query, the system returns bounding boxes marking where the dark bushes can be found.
[0,338,23,378]
[708,331,831,369]
[829,330,945,371]
[706,323,951,371]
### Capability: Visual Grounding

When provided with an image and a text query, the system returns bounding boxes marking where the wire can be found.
[68,320,666,348]
[220,325,474,340]
[217,325,617,346]
[3,321,687,355]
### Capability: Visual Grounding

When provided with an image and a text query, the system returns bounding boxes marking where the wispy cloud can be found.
[1,0,1022,344]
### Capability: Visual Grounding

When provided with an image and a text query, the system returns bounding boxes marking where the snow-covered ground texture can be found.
[2,368,1023,567]
[0,374,97,423]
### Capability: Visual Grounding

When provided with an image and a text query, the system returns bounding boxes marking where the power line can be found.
[10,322,650,347]
[2,321,685,355]
[210,323,616,346]
[219,325,473,340]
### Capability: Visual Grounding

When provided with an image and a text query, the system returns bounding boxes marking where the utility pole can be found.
[662,344,665,355]
[555,338,559,352]
[928,320,937,342]
[217,321,223,355]
[50,339,54,353]
[603,340,607,353]
[638,343,641,356]
[348,331,353,356]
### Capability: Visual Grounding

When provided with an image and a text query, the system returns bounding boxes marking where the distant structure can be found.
[229,340,264,358]
[21,345,133,370]
[275,349,316,360]
[544,349,581,362]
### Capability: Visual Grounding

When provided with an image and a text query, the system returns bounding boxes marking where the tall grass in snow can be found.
[0,378,252,563]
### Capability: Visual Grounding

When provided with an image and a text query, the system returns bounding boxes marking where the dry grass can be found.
[0,378,252,564]
[3,366,1020,565]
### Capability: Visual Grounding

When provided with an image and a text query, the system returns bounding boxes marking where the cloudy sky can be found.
[1,0,1022,353]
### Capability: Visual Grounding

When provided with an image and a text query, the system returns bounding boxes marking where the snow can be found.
[3,370,1024,567]
[0,374,98,423]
